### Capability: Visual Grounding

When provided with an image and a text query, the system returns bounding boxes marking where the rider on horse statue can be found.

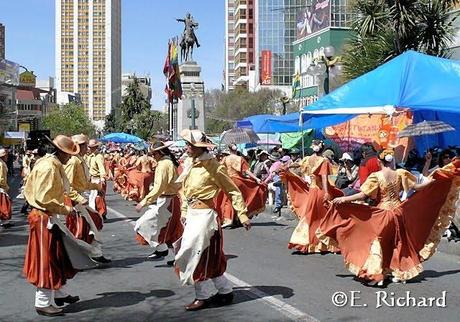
[176,13,200,48]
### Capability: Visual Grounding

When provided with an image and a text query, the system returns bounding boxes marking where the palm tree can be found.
[342,0,459,81]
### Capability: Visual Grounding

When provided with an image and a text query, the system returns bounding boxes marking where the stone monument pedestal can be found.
[175,61,205,139]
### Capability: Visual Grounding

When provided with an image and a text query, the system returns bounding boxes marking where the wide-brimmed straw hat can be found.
[269,151,281,161]
[180,129,215,148]
[53,135,80,155]
[72,134,89,145]
[0,148,7,157]
[150,141,173,152]
[340,152,353,161]
[257,150,269,158]
[88,139,102,148]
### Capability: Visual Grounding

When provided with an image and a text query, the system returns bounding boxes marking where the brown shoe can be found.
[185,299,209,311]
[35,306,64,317]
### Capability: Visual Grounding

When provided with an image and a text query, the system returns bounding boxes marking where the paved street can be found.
[1,177,460,322]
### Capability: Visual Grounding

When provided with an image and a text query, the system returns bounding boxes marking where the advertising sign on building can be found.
[18,123,31,132]
[296,0,331,40]
[19,70,37,87]
[260,50,272,85]
[0,59,19,85]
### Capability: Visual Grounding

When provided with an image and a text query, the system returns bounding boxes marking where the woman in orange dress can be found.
[286,140,342,254]
[218,144,267,228]
[317,150,460,286]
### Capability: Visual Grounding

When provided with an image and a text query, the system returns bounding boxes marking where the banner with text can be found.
[260,50,272,85]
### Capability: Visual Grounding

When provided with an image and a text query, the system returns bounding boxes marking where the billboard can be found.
[296,0,331,40]
[0,59,19,85]
[260,50,272,85]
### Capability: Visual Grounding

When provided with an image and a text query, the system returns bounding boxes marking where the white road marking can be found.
[107,206,320,322]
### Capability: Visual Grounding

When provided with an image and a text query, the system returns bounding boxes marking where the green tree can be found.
[342,0,459,81]
[205,88,284,134]
[131,109,168,140]
[42,102,96,137]
[106,77,151,134]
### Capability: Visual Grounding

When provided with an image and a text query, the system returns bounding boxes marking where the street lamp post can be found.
[189,82,203,130]
[191,96,196,130]
[307,46,341,96]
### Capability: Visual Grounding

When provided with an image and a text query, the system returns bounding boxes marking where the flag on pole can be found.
[163,39,182,103]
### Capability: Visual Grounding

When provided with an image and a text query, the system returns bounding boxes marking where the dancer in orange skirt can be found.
[64,134,110,264]
[317,150,460,286]
[23,136,81,317]
[135,142,182,261]
[175,129,251,311]
[0,148,12,228]
[286,140,342,254]
[86,139,108,221]
[219,144,267,228]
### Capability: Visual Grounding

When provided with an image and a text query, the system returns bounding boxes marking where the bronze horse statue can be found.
[177,13,200,63]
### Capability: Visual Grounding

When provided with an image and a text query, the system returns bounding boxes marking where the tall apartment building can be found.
[233,0,255,89]
[224,0,236,92]
[55,0,121,124]
[254,0,302,95]
[0,23,5,59]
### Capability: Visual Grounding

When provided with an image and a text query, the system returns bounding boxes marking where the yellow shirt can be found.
[64,155,99,203]
[24,154,70,215]
[180,153,249,223]
[139,157,181,207]
[0,158,9,192]
[86,152,107,178]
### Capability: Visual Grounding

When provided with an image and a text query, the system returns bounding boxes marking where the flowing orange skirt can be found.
[174,223,227,283]
[216,176,268,225]
[23,209,77,289]
[127,170,153,202]
[136,196,184,246]
[193,227,227,282]
[317,161,460,282]
[0,192,12,220]
[283,170,342,253]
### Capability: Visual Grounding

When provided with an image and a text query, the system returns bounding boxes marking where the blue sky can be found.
[0,0,224,109]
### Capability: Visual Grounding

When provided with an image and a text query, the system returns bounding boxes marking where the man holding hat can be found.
[64,134,110,264]
[0,148,13,228]
[86,139,108,221]
[175,129,251,311]
[134,141,183,261]
[23,135,81,317]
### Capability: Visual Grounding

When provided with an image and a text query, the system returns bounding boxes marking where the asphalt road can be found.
[1,177,460,322]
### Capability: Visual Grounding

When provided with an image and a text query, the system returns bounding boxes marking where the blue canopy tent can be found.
[301,50,460,153]
[101,132,143,144]
[236,112,352,155]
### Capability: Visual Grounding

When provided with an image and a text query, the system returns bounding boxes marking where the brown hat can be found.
[53,135,80,155]
[150,141,173,152]
[0,148,7,157]
[88,139,102,148]
[72,134,89,145]
[180,129,215,148]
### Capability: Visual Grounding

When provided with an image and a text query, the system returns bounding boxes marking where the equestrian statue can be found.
[176,13,200,62]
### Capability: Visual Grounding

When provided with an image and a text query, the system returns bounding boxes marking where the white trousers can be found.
[35,285,69,308]
[194,274,233,300]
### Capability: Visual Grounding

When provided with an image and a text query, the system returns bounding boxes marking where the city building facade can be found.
[253,0,302,96]
[224,0,236,92]
[292,0,353,108]
[55,0,121,125]
[0,23,5,60]
[233,0,255,89]
[450,5,460,59]
[121,73,152,102]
